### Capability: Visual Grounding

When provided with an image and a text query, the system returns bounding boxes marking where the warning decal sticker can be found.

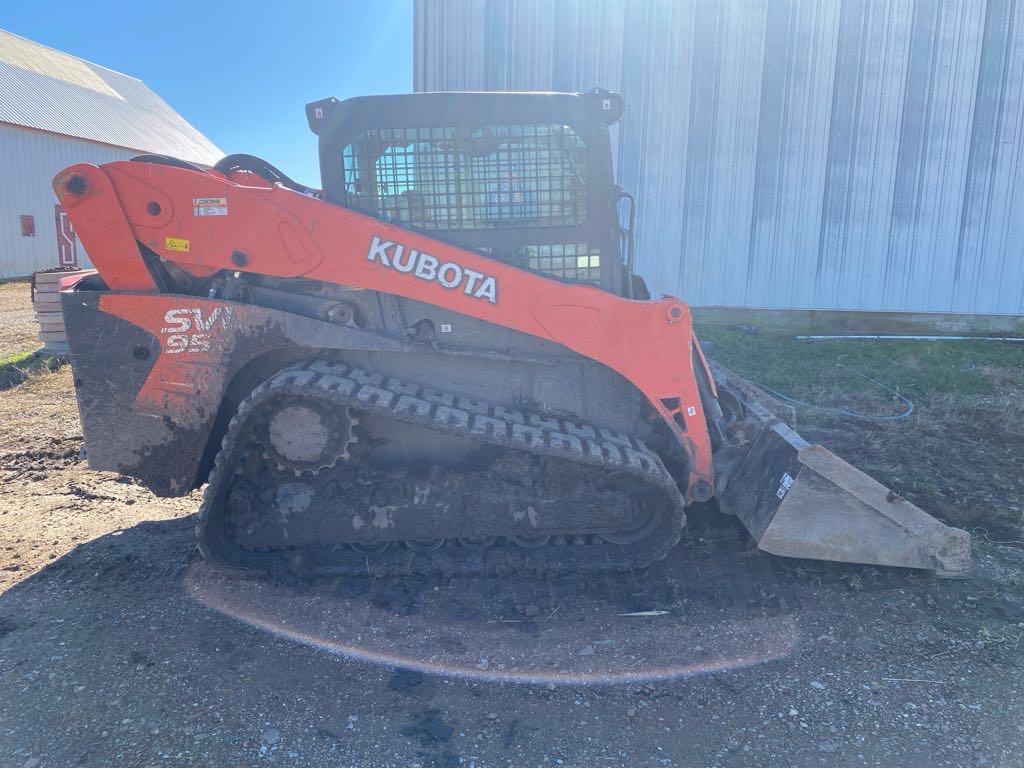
[193,197,228,216]
[165,236,190,252]
[776,472,795,500]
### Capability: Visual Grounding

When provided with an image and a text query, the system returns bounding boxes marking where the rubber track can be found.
[197,359,687,576]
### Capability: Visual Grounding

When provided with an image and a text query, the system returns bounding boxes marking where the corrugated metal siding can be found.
[0,29,222,164]
[414,0,1024,315]
[0,124,135,278]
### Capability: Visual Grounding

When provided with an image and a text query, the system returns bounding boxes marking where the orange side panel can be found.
[98,294,255,427]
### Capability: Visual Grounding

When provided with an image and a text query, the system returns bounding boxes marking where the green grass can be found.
[0,350,35,367]
[0,350,65,390]
[697,328,1024,412]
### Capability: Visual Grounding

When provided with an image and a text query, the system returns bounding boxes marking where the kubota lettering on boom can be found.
[51,89,969,578]
[367,235,498,303]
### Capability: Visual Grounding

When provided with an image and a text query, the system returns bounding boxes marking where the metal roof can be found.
[0,28,222,164]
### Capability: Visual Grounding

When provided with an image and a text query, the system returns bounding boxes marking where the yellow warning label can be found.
[165,237,190,252]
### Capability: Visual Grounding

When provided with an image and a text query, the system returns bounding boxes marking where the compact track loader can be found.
[53,90,969,578]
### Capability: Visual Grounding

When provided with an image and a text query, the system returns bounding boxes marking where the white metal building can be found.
[0,29,222,279]
[414,0,1024,322]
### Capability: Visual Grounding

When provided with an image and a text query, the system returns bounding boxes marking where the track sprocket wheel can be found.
[254,396,359,476]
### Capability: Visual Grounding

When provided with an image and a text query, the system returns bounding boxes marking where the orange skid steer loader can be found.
[52,90,969,578]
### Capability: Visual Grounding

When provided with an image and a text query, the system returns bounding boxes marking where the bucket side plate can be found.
[714,377,971,578]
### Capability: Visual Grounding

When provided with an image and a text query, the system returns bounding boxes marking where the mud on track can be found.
[1,281,1024,766]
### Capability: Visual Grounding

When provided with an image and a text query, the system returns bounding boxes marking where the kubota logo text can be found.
[367,235,498,304]
[160,306,234,354]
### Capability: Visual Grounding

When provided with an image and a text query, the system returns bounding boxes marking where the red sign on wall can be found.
[54,204,78,268]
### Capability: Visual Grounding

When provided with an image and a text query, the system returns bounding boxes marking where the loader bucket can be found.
[713,372,971,578]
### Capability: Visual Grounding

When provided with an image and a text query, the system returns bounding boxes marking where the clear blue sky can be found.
[1,1,413,186]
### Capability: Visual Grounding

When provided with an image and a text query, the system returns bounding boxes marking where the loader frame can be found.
[54,160,717,503]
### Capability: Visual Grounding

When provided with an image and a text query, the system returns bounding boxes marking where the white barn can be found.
[0,29,222,279]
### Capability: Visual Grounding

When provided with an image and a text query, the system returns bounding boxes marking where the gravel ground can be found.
[1,282,1023,767]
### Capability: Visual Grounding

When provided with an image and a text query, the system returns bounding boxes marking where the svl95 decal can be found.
[159,306,234,354]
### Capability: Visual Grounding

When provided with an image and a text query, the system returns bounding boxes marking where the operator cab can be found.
[306,90,629,296]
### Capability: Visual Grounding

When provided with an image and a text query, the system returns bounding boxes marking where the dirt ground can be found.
[0,280,40,362]
[1,280,1023,767]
